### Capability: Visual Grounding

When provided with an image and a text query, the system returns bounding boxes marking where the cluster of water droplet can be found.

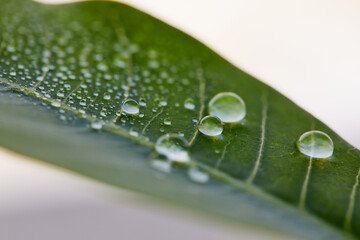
[151,133,209,184]
[150,92,247,183]
[198,92,246,137]
[0,3,336,191]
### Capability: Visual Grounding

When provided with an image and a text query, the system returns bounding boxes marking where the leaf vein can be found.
[189,66,205,146]
[344,167,360,232]
[246,92,268,184]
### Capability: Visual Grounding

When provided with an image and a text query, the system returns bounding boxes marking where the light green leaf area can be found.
[0,0,359,239]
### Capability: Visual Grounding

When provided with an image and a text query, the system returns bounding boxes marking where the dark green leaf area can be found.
[0,0,359,239]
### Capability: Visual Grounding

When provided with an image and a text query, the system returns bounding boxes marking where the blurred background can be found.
[1,0,360,239]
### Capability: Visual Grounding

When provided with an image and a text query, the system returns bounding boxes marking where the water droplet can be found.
[164,117,171,126]
[90,121,103,130]
[150,159,172,173]
[103,93,111,100]
[155,134,190,163]
[139,98,147,106]
[56,90,65,98]
[122,99,139,115]
[184,98,195,110]
[209,92,246,123]
[159,100,167,107]
[297,130,334,158]
[51,100,61,108]
[188,167,209,184]
[80,99,86,106]
[198,115,223,136]
[129,127,139,137]
[97,62,108,71]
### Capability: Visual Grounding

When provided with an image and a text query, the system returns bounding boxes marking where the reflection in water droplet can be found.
[150,159,172,173]
[155,134,190,163]
[122,99,139,115]
[297,130,334,158]
[184,98,195,110]
[209,92,246,123]
[90,121,103,130]
[198,115,223,136]
[188,167,209,184]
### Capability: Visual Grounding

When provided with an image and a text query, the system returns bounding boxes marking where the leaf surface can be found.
[0,0,359,239]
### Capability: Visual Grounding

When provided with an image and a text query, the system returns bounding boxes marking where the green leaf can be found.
[0,0,359,239]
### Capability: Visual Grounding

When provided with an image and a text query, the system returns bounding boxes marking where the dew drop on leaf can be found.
[90,121,103,130]
[80,99,86,106]
[296,130,334,158]
[129,127,139,137]
[139,98,146,106]
[164,117,171,126]
[51,100,61,108]
[198,115,223,136]
[209,92,246,123]
[184,98,195,110]
[122,99,139,115]
[103,93,111,100]
[155,134,190,163]
[188,167,209,184]
[150,158,172,173]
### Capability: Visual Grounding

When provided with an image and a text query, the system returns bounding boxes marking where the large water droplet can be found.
[188,167,209,184]
[198,115,223,136]
[209,92,246,123]
[297,130,334,158]
[122,99,139,115]
[155,134,190,163]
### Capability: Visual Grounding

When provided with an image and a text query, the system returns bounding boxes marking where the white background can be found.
[1,0,360,239]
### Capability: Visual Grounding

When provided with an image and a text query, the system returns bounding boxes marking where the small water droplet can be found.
[80,99,86,106]
[209,92,246,123]
[103,93,111,100]
[155,134,190,163]
[122,99,139,115]
[184,98,195,110]
[129,127,139,137]
[97,62,108,71]
[297,130,334,158]
[188,167,209,184]
[198,115,223,136]
[139,98,146,106]
[164,117,171,126]
[51,100,61,108]
[150,159,172,173]
[56,90,65,98]
[90,121,103,130]
[159,100,167,107]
